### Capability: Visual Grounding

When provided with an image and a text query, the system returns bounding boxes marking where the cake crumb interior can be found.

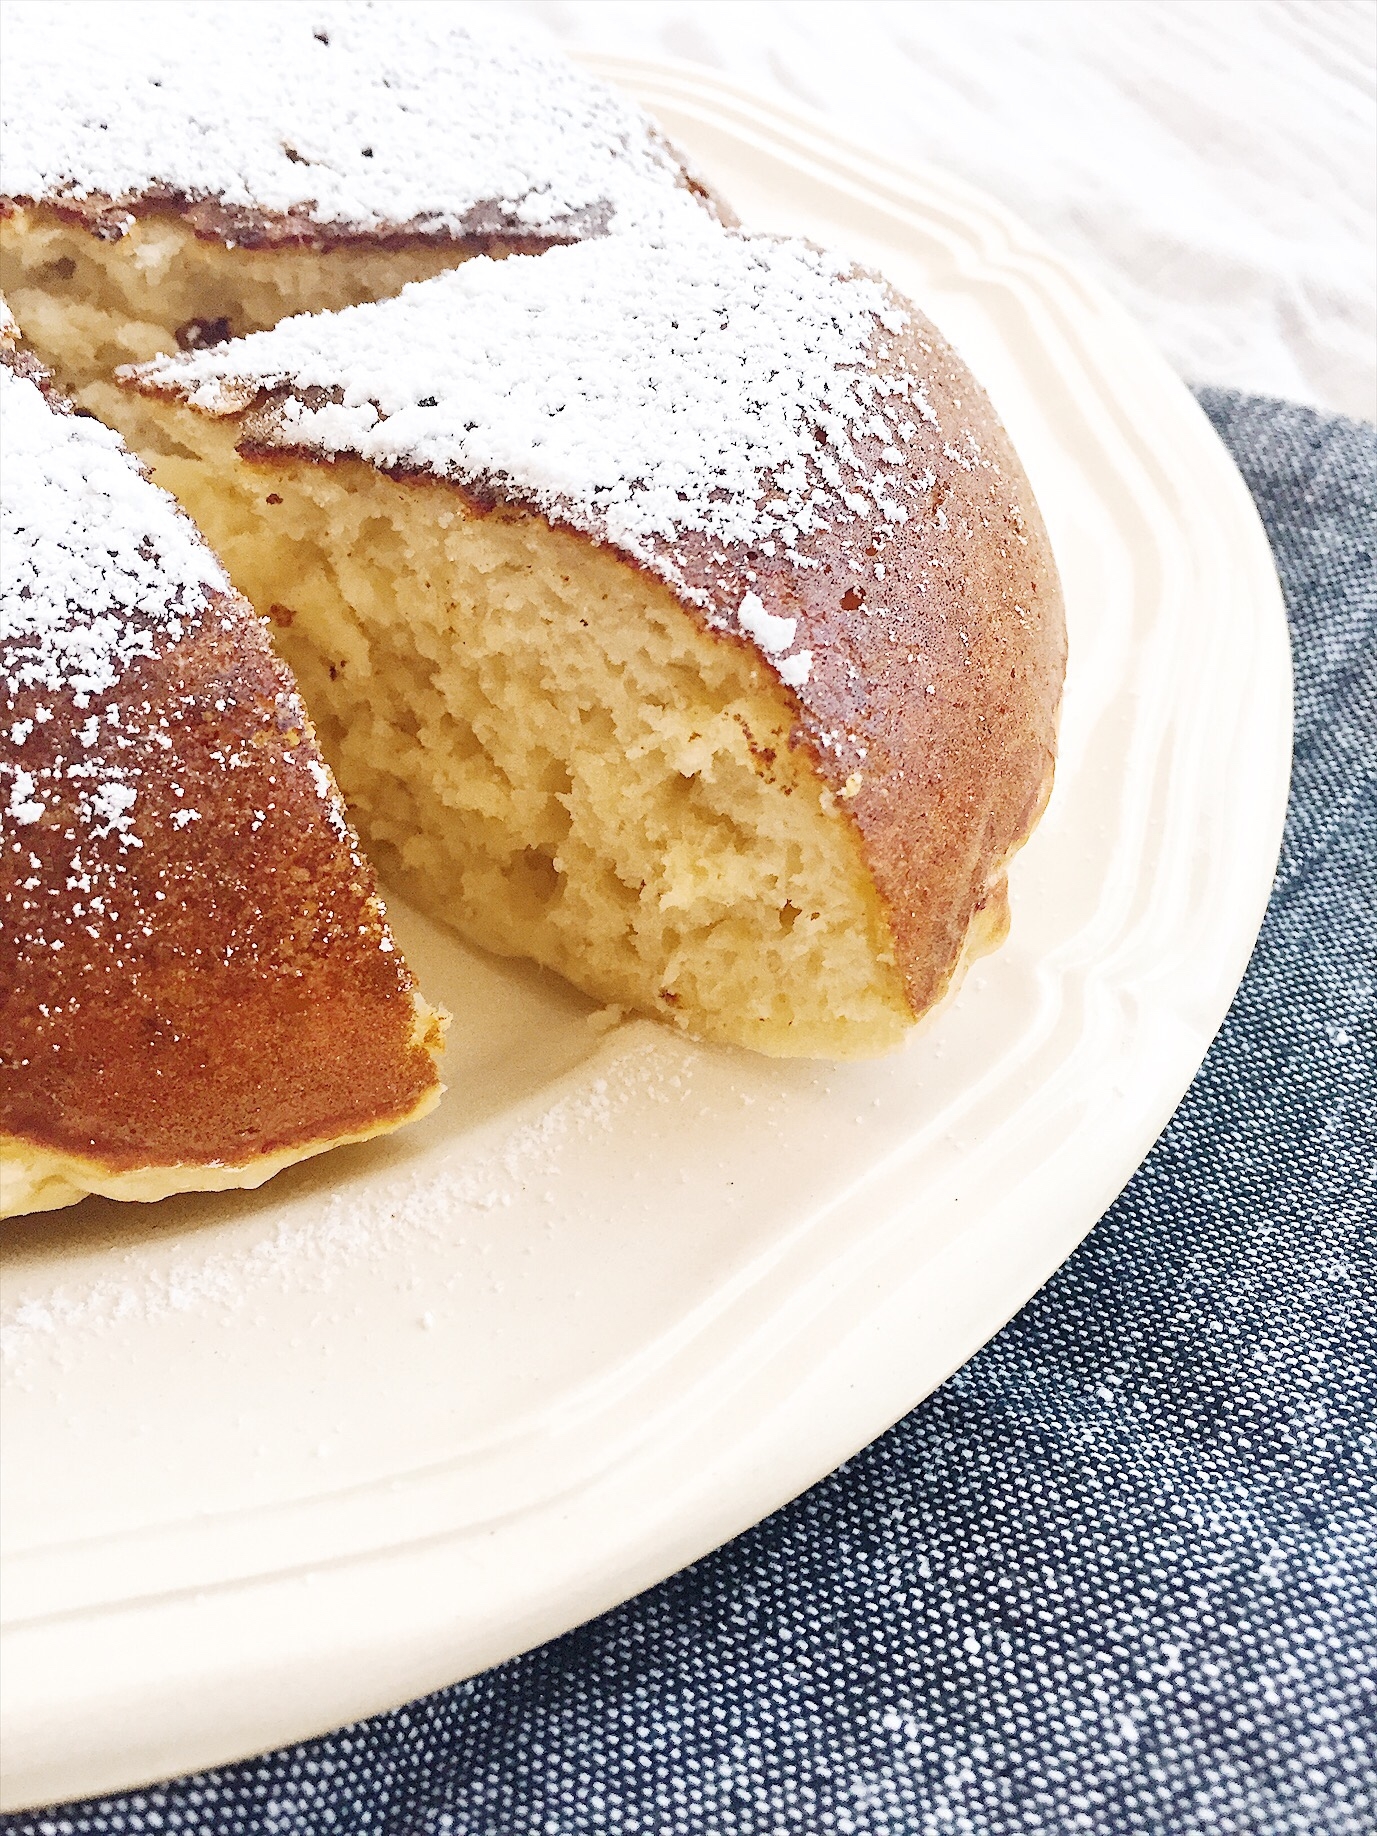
[0,208,466,392]
[105,394,914,1057]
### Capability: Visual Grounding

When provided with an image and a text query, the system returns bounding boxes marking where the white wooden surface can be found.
[488,0,1376,421]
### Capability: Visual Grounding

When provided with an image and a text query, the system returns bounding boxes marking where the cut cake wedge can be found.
[115,229,1065,1059]
[0,315,446,1218]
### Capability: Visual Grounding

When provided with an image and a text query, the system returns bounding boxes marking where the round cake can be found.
[1,3,1066,1216]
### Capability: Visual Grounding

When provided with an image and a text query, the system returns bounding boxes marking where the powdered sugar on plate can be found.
[0,0,705,243]
[0,1029,668,1363]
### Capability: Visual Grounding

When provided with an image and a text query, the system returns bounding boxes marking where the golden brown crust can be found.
[0,350,443,1180]
[720,309,1065,1020]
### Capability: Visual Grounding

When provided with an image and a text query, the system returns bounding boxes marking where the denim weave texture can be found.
[8,390,1376,1836]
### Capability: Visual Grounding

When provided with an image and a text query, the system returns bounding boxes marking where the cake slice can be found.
[115,228,1066,1059]
[0,0,723,395]
[0,311,445,1218]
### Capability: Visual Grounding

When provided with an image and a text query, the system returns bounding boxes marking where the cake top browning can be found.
[127,228,975,691]
[2,359,227,712]
[0,342,357,905]
[0,1,708,247]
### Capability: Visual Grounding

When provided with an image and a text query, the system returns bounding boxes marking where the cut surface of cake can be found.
[0,0,723,393]
[117,225,1066,1058]
[0,317,446,1219]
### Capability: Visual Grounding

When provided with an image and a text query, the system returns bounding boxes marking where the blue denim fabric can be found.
[8,390,1375,1836]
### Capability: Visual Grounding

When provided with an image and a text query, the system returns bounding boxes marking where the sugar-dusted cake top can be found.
[1,358,228,717]
[0,1,709,246]
[0,338,346,866]
[128,227,955,682]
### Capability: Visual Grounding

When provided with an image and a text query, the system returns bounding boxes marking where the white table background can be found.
[482,0,1375,423]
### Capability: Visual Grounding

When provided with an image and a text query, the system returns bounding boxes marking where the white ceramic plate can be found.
[0,60,1292,1811]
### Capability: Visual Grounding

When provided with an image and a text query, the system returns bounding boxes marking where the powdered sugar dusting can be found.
[2,353,226,890]
[0,1034,664,1359]
[737,589,812,684]
[131,228,937,654]
[1,364,226,708]
[0,0,701,243]
[737,591,798,656]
